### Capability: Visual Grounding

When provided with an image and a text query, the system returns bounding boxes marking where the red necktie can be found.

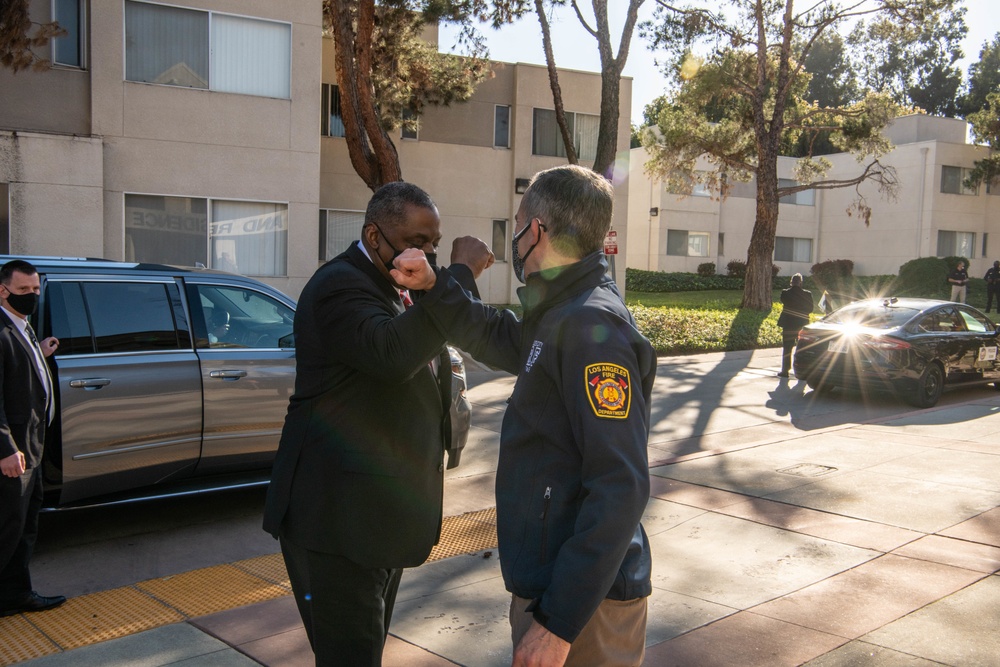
[400,290,413,308]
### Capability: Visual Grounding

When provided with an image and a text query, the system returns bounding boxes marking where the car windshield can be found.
[825,303,920,329]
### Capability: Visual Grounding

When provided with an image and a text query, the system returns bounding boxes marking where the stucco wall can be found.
[0,132,104,256]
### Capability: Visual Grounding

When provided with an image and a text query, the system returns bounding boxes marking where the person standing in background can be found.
[948,260,969,303]
[983,261,1000,313]
[777,273,813,378]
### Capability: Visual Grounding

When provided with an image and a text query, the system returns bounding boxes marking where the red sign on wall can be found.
[604,230,618,255]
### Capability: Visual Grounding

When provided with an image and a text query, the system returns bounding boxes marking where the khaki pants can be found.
[510,595,647,667]
[951,284,966,303]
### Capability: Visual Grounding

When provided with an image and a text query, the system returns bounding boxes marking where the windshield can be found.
[825,303,920,329]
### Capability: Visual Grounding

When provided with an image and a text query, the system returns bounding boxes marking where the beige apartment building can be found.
[0,0,631,303]
[628,114,1000,280]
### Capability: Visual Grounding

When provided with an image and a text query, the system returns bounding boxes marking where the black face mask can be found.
[4,291,38,317]
[511,220,544,283]
[373,224,436,273]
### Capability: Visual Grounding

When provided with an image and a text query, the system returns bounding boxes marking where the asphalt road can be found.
[30,347,998,600]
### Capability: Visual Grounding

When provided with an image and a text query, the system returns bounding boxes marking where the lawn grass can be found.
[491,289,813,357]
[624,289,790,355]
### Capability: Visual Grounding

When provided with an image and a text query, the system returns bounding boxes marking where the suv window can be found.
[46,281,188,354]
[192,284,294,349]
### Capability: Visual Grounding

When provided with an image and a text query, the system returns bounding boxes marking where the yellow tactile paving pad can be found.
[135,564,288,618]
[429,506,498,561]
[0,614,59,665]
[233,552,291,588]
[0,506,499,666]
[25,587,184,651]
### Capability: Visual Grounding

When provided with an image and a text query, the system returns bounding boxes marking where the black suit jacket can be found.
[263,242,477,568]
[777,286,813,331]
[0,310,48,470]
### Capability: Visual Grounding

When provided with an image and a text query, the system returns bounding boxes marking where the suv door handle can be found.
[69,378,111,389]
[209,370,248,380]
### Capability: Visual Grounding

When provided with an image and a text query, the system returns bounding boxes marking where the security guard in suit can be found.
[0,260,65,617]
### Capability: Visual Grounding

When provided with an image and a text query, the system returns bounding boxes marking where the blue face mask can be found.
[511,220,544,283]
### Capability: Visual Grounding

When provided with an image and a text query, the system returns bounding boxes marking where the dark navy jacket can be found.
[420,252,655,642]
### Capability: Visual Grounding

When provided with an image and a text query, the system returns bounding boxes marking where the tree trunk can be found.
[592,64,619,177]
[742,149,779,311]
[331,0,402,191]
[589,0,642,178]
[535,0,577,163]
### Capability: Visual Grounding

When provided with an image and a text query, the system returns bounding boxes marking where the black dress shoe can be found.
[0,592,67,616]
[777,371,789,378]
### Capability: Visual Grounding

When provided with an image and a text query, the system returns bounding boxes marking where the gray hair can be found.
[790,273,803,286]
[521,165,614,258]
[365,181,437,232]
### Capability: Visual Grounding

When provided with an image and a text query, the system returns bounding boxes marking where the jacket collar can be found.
[517,251,611,316]
[345,240,401,305]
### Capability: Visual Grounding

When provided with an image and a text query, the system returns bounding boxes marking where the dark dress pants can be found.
[781,329,800,374]
[0,466,42,606]
[280,536,403,667]
[988,285,1000,313]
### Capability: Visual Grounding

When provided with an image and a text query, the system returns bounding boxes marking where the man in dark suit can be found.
[262,182,493,666]
[777,272,814,378]
[0,260,66,617]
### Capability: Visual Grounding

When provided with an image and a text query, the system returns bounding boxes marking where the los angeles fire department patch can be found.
[585,363,630,419]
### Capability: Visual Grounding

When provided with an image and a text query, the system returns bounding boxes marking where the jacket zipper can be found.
[539,486,551,564]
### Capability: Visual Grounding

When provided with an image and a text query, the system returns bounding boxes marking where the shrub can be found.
[771,263,781,277]
[697,262,716,277]
[726,260,746,278]
[625,268,743,292]
[942,256,970,272]
[897,257,949,298]
[811,259,854,285]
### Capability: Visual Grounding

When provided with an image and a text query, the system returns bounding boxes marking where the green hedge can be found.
[626,268,786,292]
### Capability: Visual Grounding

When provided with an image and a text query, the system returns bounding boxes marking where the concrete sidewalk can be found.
[5,351,1000,666]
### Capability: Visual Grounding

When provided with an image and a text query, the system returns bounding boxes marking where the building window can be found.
[52,0,84,67]
[718,232,724,256]
[774,236,813,263]
[532,108,599,161]
[401,108,418,140]
[494,105,510,148]
[492,219,507,262]
[937,230,975,258]
[941,166,978,195]
[0,183,8,254]
[778,179,815,206]
[124,194,288,276]
[666,172,712,197]
[124,1,290,99]
[322,84,346,138]
[319,209,364,261]
[983,233,989,258]
[666,230,710,257]
[987,178,1000,196]
[211,201,287,276]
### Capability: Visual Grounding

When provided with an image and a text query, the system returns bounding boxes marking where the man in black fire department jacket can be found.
[394,164,655,666]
